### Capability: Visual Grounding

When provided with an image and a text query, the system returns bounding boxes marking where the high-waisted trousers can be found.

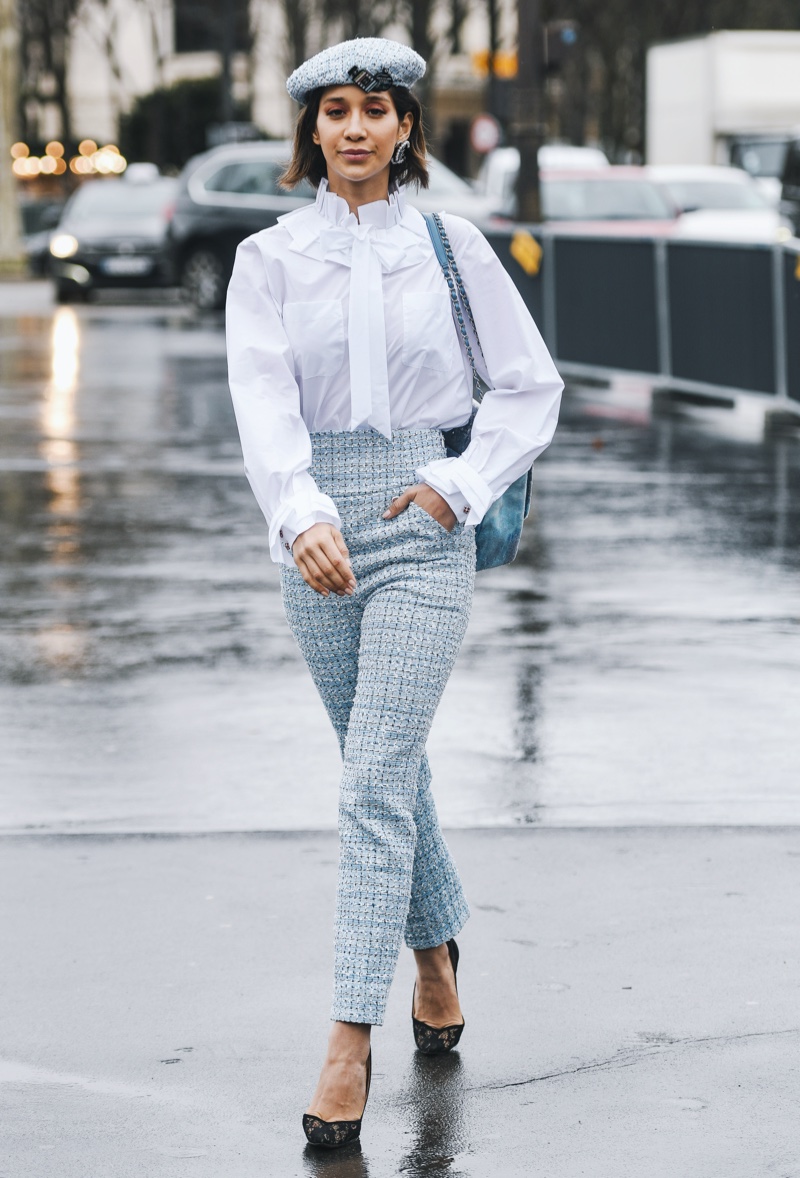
[280,428,476,1025]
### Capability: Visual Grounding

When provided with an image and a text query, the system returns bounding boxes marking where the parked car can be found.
[475,144,609,215]
[48,170,179,303]
[169,140,502,311]
[538,167,678,231]
[648,165,794,242]
[478,161,674,227]
[20,197,66,276]
[409,156,500,221]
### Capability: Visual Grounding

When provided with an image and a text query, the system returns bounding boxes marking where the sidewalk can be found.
[2,827,798,1177]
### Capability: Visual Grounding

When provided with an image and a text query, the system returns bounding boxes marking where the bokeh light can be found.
[10,139,127,179]
[92,146,127,175]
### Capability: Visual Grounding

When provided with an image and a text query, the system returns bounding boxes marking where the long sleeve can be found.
[226,235,341,566]
[416,214,563,526]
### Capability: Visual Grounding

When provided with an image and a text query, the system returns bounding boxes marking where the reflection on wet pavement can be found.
[303,1141,370,1177]
[1,283,799,830]
[398,1053,469,1176]
[299,1053,470,1176]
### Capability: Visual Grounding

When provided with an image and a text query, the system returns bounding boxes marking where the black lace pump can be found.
[302,1049,372,1149]
[412,938,465,1055]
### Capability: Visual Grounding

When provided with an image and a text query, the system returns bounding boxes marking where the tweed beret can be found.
[286,37,426,105]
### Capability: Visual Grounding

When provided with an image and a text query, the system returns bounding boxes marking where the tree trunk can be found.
[0,0,24,270]
[282,0,309,73]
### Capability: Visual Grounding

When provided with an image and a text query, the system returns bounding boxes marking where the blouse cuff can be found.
[416,457,494,527]
[269,492,342,566]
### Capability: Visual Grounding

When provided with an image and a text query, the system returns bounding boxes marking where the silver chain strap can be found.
[430,212,488,402]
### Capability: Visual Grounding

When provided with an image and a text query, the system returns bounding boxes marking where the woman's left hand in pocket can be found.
[382,483,457,533]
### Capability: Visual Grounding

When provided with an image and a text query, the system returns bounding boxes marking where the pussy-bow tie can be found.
[319,224,429,439]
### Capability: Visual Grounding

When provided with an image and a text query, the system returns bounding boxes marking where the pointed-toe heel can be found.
[412,938,465,1055]
[302,1049,372,1149]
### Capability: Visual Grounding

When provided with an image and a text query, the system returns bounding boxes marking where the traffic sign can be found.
[470,114,502,155]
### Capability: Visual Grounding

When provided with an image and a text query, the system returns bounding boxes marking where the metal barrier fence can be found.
[483,227,800,411]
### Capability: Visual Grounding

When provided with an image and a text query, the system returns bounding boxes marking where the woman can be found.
[226,37,563,1148]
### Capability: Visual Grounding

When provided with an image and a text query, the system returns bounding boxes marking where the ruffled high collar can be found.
[275,176,431,441]
[315,177,406,230]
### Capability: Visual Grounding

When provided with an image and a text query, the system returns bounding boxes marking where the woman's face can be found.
[313,85,413,188]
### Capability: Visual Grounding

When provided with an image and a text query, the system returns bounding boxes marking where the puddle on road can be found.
[0,1057,188,1104]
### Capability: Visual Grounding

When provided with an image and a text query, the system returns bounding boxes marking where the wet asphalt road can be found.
[2,282,800,1178]
[3,827,799,1177]
[1,281,799,832]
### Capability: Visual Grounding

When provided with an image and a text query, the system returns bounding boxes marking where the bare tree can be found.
[321,0,398,41]
[447,0,471,53]
[279,0,316,72]
[81,0,132,133]
[19,0,83,143]
[540,0,800,159]
[404,0,437,65]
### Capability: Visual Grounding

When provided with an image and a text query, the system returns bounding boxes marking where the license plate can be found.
[100,255,154,276]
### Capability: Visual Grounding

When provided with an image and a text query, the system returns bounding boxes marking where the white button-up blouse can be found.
[225,177,563,566]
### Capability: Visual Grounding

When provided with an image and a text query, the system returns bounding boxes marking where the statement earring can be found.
[391,139,409,166]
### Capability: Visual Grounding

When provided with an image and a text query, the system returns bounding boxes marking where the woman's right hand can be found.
[292,523,356,597]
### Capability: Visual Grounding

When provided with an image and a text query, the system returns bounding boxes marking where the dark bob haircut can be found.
[280,85,429,191]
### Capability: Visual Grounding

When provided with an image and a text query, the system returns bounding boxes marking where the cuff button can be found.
[279,529,284,538]
[284,542,290,550]
[463,505,470,514]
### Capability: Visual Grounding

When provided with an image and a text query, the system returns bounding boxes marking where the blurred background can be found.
[1,11,800,1173]
[3,0,800,304]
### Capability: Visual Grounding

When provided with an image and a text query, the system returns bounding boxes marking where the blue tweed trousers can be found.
[280,428,476,1025]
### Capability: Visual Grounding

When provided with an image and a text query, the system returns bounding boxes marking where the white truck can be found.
[646,31,800,202]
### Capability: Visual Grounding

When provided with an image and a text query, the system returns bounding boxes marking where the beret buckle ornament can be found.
[348,65,394,93]
[391,139,410,166]
[286,38,426,104]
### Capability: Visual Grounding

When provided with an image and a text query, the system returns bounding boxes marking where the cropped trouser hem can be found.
[403,894,471,953]
[330,892,471,1025]
[280,428,476,1028]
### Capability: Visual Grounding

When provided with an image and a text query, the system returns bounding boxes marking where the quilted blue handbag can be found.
[423,212,533,571]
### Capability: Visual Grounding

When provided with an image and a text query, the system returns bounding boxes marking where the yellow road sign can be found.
[510,231,543,276]
[471,50,518,78]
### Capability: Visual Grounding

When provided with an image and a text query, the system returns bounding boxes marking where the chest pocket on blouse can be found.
[283,300,345,381]
[401,290,461,374]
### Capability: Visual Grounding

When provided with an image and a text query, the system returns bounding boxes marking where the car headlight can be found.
[50,233,79,259]
[776,225,793,242]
